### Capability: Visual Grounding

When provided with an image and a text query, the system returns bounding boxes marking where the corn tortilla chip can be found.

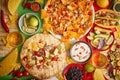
[8,0,21,15]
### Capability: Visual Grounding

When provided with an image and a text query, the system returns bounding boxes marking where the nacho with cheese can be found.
[42,0,94,41]
[8,0,21,15]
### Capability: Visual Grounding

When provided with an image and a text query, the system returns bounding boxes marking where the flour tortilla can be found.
[20,34,66,79]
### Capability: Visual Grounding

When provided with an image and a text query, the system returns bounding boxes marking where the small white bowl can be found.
[18,13,40,35]
[113,2,120,13]
[70,41,92,63]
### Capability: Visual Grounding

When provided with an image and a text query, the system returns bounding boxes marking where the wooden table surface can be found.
[0,0,18,57]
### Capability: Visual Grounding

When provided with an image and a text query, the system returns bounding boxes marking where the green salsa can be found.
[115,3,120,12]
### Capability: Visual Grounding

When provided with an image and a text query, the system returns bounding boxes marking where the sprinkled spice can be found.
[65,67,83,80]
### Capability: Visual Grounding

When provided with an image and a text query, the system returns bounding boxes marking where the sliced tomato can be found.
[23,56,28,61]
[26,64,32,69]
[36,64,42,69]
[40,59,45,63]
[33,51,41,57]
[117,45,120,48]
[51,56,58,61]
[101,13,106,17]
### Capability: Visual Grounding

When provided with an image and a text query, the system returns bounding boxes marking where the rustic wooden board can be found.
[0,0,18,57]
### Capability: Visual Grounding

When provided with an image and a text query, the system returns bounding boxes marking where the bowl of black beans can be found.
[63,63,83,80]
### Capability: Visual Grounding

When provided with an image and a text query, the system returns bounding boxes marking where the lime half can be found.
[84,63,95,72]
[29,16,38,27]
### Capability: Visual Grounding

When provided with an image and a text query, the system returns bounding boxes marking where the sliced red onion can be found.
[97,38,105,50]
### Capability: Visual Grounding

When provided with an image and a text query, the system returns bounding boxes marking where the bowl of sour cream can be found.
[70,41,92,63]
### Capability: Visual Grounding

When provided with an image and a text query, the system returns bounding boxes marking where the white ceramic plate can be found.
[44,3,95,44]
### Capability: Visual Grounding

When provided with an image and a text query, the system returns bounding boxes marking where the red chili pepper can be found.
[1,10,9,32]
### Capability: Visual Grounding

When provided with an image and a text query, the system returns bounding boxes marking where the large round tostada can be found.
[20,34,66,79]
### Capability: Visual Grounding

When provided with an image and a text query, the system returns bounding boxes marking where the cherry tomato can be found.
[24,2,31,9]
[12,70,17,76]
[23,70,29,76]
[117,45,120,48]
[31,2,41,12]
[33,51,40,57]
[51,56,58,61]
[23,56,28,61]
[16,71,23,78]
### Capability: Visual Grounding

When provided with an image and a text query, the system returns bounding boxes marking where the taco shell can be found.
[95,9,119,28]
